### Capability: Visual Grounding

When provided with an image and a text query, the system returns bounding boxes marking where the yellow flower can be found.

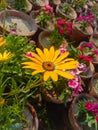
[0,37,6,47]
[22,46,78,81]
[0,52,13,61]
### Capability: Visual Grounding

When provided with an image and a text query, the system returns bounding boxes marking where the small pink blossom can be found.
[59,29,65,34]
[95,116,98,123]
[25,52,35,58]
[68,79,79,88]
[29,40,35,44]
[85,102,93,111]
[86,42,93,48]
[94,49,98,55]
[60,47,66,54]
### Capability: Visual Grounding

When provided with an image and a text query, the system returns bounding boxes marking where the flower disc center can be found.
[42,61,56,71]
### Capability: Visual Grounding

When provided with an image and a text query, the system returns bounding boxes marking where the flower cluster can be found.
[38,4,54,26]
[85,101,98,124]
[76,100,98,129]
[78,42,98,62]
[41,4,53,15]
[57,19,72,35]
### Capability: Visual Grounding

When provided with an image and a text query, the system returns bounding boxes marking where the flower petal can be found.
[50,71,58,81]
[43,71,50,81]
[52,50,60,61]
[54,52,69,64]
[36,48,45,60]
[22,62,43,70]
[55,70,75,79]
[48,46,54,61]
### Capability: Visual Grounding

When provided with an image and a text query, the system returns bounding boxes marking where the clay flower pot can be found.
[0,10,37,37]
[71,21,93,45]
[29,0,49,10]
[9,103,39,130]
[7,0,32,13]
[38,30,68,50]
[68,93,97,130]
[89,73,98,99]
[56,3,77,20]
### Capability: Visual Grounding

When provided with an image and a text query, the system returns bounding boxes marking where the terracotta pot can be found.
[56,3,77,20]
[0,10,37,37]
[10,103,39,130]
[68,93,97,130]
[89,73,98,99]
[38,30,68,50]
[80,62,95,92]
[29,0,49,10]
[38,30,51,49]
[24,103,39,130]
[41,89,64,104]
[7,0,32,13]
[70,21,93,46]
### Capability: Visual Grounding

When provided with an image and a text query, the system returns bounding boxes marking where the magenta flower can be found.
[60,46,66,54]
[94,49,98,55]
[59,29,65,35]
[57,19,65,25]
[86,42,93,48]
[95,116,98,123]
[68,79,79,88]
[29,40,35,44]
[25,52,35,58]
[85,102,93,111]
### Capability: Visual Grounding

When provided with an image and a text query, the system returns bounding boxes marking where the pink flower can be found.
[85,102,93,111]
[68,79,79,88]
[95,116,98,123]
[59,29,65,34]
[72,85,83,96]
[94,49,98,55]
[60,47,66,54]
[86,42,93,48]
[57,19,65,25]
[25,52,35,58]
[79,46,84,51]
[29,40,35,44]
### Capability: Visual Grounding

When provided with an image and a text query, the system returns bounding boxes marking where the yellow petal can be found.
[43,71,50,81]
[55,70,75,79]
[32,69,45,75]
[54,52,69,64]
[52,50,60,61]
[44,48,49,60]
[50,71,58,81]
[31,52,43,62]
[26,56,41,65]
[48,46,54,61]
[22,62,43,70]
[36,48,45,60]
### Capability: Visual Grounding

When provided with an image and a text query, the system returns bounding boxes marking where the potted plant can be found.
[22,46,84,104]
[0,10,38,37]
[38,18,72,49]
[0,35,39,129]
[30,4,55,31]
[56,2,77,20]
[29,0,49,10]
[71,15,94,44]
[6,0,32,13]
[68,93,98,130]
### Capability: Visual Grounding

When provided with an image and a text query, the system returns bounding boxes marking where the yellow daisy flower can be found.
[22,46,78,81]
[0,52,13,61]
[0,37,6,47]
